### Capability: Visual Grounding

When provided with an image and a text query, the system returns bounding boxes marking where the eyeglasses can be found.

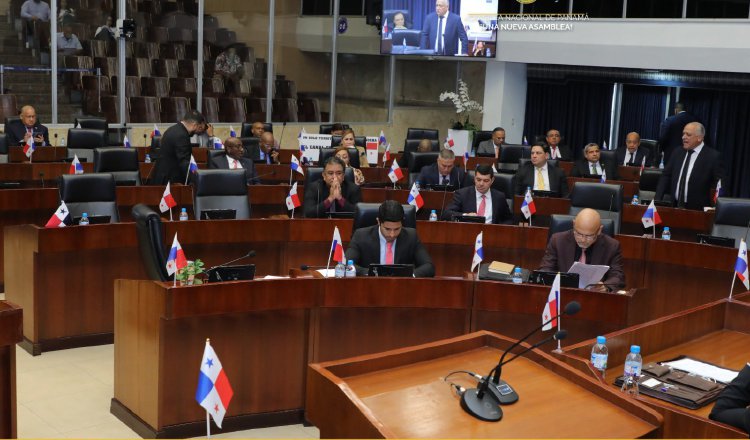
[573,230,598,241]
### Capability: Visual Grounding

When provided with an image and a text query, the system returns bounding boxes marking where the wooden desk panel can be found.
[0,301,22,439]
[8,146,68,163]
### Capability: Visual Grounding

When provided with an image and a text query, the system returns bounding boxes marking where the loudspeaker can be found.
[366,0,383,26]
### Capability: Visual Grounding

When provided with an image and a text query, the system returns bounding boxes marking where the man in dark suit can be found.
[303,156,361,218]
[416,148,466,188]
[539,208,625,291]
[6,105,49,146]
[545,129,572,161]
[515,144,569,197]
[346,200,434,277]
[655,122,725,210]
[476,127,505,158]
[571,143,619,180]
[659,102,701,164]
[709,363,750,434]
[151,110,206,185]
[208,137,259,185]
[443,164,512,224]
[616,132,652,167]
[419,0,467,55]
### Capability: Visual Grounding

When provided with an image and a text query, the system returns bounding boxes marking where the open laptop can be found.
[453,215,486,224]
[368,264,414,277]
[200,209,237,220]
[427,184,457,192]
[73,215,111,225]
[529,270,580,288]
[206,264,256,282]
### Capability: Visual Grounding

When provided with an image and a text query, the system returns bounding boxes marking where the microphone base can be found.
[485,378,519,405]
[460,388,502,422]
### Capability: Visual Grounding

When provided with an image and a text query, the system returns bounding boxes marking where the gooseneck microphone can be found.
[205,250,256,282]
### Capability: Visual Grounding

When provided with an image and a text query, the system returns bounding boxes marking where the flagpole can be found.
[555,274,561,352]
[206,411,211,439]
[289,167,293,186]
[529,215,532,227]
[290,207,294,219]
[169,207,173,222]
[729,276,737,299]
[185,164,190,185]
[324,239,334,279]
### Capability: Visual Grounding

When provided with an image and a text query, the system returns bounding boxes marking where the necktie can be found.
[232,159,238,169]
[579,248,586,264]
[477,194,486,217]
[385,241,394,264]
[625,153,632,166]
[678,150,694,207]
[441,175,449,185]
[551,147,558,159]
[591,163,597,174]
[536,167,545,190]
[436,16,444,54]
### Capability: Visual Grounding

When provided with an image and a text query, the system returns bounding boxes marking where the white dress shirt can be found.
[675,143,704,201]
[475,189,493,224]
[227,156,243,169]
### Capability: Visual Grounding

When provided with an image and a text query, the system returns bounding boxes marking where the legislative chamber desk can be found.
[0,301,22,439]
[306,331,662,438]
[560,296,750,438]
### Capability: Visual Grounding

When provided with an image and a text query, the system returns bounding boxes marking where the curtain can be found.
[523,80,614,161]
[385,0,460,30]
[617,84,667,148]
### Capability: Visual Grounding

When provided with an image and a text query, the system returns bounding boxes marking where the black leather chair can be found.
[464,170,515,211]
[74,116,108,130]
[352,202,417,234]
[240,122,272,137]
[472,130,493,156]
[330,135,365,148]
[305,166,354,184]
[392,29,420,47]
[132,203,169,281]
[3,116,21,127]
[548,214,615,241]
[58,173,120,222]
[192,169,251,220]
[711,197,750,248]
[67,128,107,163]
[640,139,658,160]
[499,144,530,163]
[568,182,623,234]
[319,123,350,134]
[318,147,361,169]
[207,149,225,168]
[93,147,141,185]
[638,169,662,201]
[406,128,439,141]
[0,133,7,164]
[238,136,261,161]
[599,150,617,170]
[403,139,439,153]
[407,152,440,186]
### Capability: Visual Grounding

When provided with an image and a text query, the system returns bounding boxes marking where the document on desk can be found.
[662,358,739,384]
[569,262,609,289]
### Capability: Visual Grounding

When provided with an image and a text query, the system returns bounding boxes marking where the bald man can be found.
[259,131,280,164]
[616,132,652,167]
[6,105,49,146]
[539,208,625,291]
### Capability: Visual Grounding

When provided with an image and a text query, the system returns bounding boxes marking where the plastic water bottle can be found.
[79,212,89,226]
[512,267,523,284]
[590,336,608,378]
[414,180,420,191]
[179,208,188,221]
[334,261,346,278]
[345,260,356,278]
[661,227,671,240]
[429,209,438,222]
[60,136,66,147]
[631,194,639,205]
[485,47,491,57]
[659,156,665,169]
[622,345,642,396]
[144,153,151,163]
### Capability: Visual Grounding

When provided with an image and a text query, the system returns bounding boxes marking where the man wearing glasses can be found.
[538,208,625,291]
[303,156,361,218]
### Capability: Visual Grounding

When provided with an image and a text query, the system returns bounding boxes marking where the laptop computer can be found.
[529,270,580,288]
[206,264,256,282]
[368,264,414,277]
[453,215,486,224]
[696,234,736,248]
[73,215,111,225]
[328,211,355,219]
[200,209,237,220]
[427,184,457,192]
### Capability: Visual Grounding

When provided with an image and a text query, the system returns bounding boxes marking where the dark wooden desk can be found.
[0,300,22,439]
[307,331,662,438]
[561,298,750,438]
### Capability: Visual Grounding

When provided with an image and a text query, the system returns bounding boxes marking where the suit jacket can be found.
[302,178,361,218]
[151,122,192,185]
[514,162,569,197]
[346,225,435,277]
[443,186,513,224]
[5,119,50,146]
[655,145,724,210]
[709,364,750,433]
[416,163,466,188]
[420,12,468,55]
[539,230,626,289]
[547,144,572,162]
[615,146,652,168]
[571,158,619,180]
[476,139,500,157]
[208,154,259,185]
[658,111,700,163]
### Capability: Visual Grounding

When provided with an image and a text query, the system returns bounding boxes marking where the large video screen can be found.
[380,0,498,57]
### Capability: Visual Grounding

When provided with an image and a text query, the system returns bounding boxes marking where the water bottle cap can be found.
[431,209,436,213]
[181,208,186,212]
[630,345,640,354]
[514,267,521,273]
[663,227,670,231]
[82,212,88,217]
[347,260,353,265]
[596,336,606,344]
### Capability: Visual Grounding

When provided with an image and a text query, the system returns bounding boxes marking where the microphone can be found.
[54,132,58,147]
[205,250,256,282]
[299,264,329,271]
[608,193,614,214]
[39,172,45,188]
[316,181,321,218]
[439,179,451,220]
[253,169,278,183]
[143,133,147,148]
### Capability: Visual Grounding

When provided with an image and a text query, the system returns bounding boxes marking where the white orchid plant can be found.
[439,79,484,131]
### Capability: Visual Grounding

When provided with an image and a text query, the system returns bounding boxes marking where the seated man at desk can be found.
[514,143,569,197]
[443,164,513,224]
[539,208,625,291]
[616,132,652,167]
[208,137,259,185]
[572,143,619,180]
[5,105,49,146]
[347,200,435,277]
[303,156,361,218]
[709,363,750,434]
[416,148,466,188]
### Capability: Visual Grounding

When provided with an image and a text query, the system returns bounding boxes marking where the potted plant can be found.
[176,259,205,285]
[439,79,484,132]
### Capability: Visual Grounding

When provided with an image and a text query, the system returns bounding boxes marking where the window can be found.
[687,0,750,18]
[627,0,683,18]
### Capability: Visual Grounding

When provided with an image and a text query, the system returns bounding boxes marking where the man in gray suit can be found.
[476,127,505,158]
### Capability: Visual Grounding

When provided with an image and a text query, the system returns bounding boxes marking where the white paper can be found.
[298,133,332,163]
[447,129,471,158]
[568,262,610,289]
[365,136,379,165]
[661,358,739,384]
[316,269,336,278]
[641,378,661,388]
[262,275,288,279]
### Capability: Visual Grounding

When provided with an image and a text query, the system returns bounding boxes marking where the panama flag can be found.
[523,136,529,146]
[444,137,455,149]
[189,154,199,173]
[290,154,304,176]
[69,154,84,174]
[23,136,35,158]
[159,181,177,213]
[407,182,424,211]
[229,125,237,138]
[714,179,722,204]
[641,199,662,228]
[520,189,536,219]
[602,140,608,150]
[463,151,469,168]
[471,231,483,272]
[492,163,498,173]
[382,17,389,34]
[331,226,346,264]
[541,273,561,331]
[45,201,71,228]
[165,233,188,276]
[640,156,646,175]
[285,182,301,210]
[195,340,234,429]
[151,124,161,138]
[383,143,392,162]
[378,130,387,146]
[123,135,131,148]
[600,167,607,183]
[735,239,749,290]
[388,158,403,183]
[213,137,224,149]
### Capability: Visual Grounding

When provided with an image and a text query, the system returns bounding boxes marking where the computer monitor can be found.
[368,264,414,277]
[206,264,256,282]
[529,270,580,289]
[200,209,237,220]
[453,215,485,224]
[696,234,736,248]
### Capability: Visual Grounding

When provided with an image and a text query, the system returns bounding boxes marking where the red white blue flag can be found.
[165,233,187,276]
[471,231,483,272]
[407,182,424,211]
[735,239,749,290]
[388,158,403,183]
[195,339,233,429]
[159,181,177,213]
[123,135,131,148]
[229,125,237,137]
[290,155,304,176]
[285,182,301,210]
[23,136,35,158]
[331,226,346,264]
[641,199,662,228]
[45,201,71,228]
[542,273,560,331]
[151,124,161,138]
[69,154,84,174]
[520,189,536,219]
